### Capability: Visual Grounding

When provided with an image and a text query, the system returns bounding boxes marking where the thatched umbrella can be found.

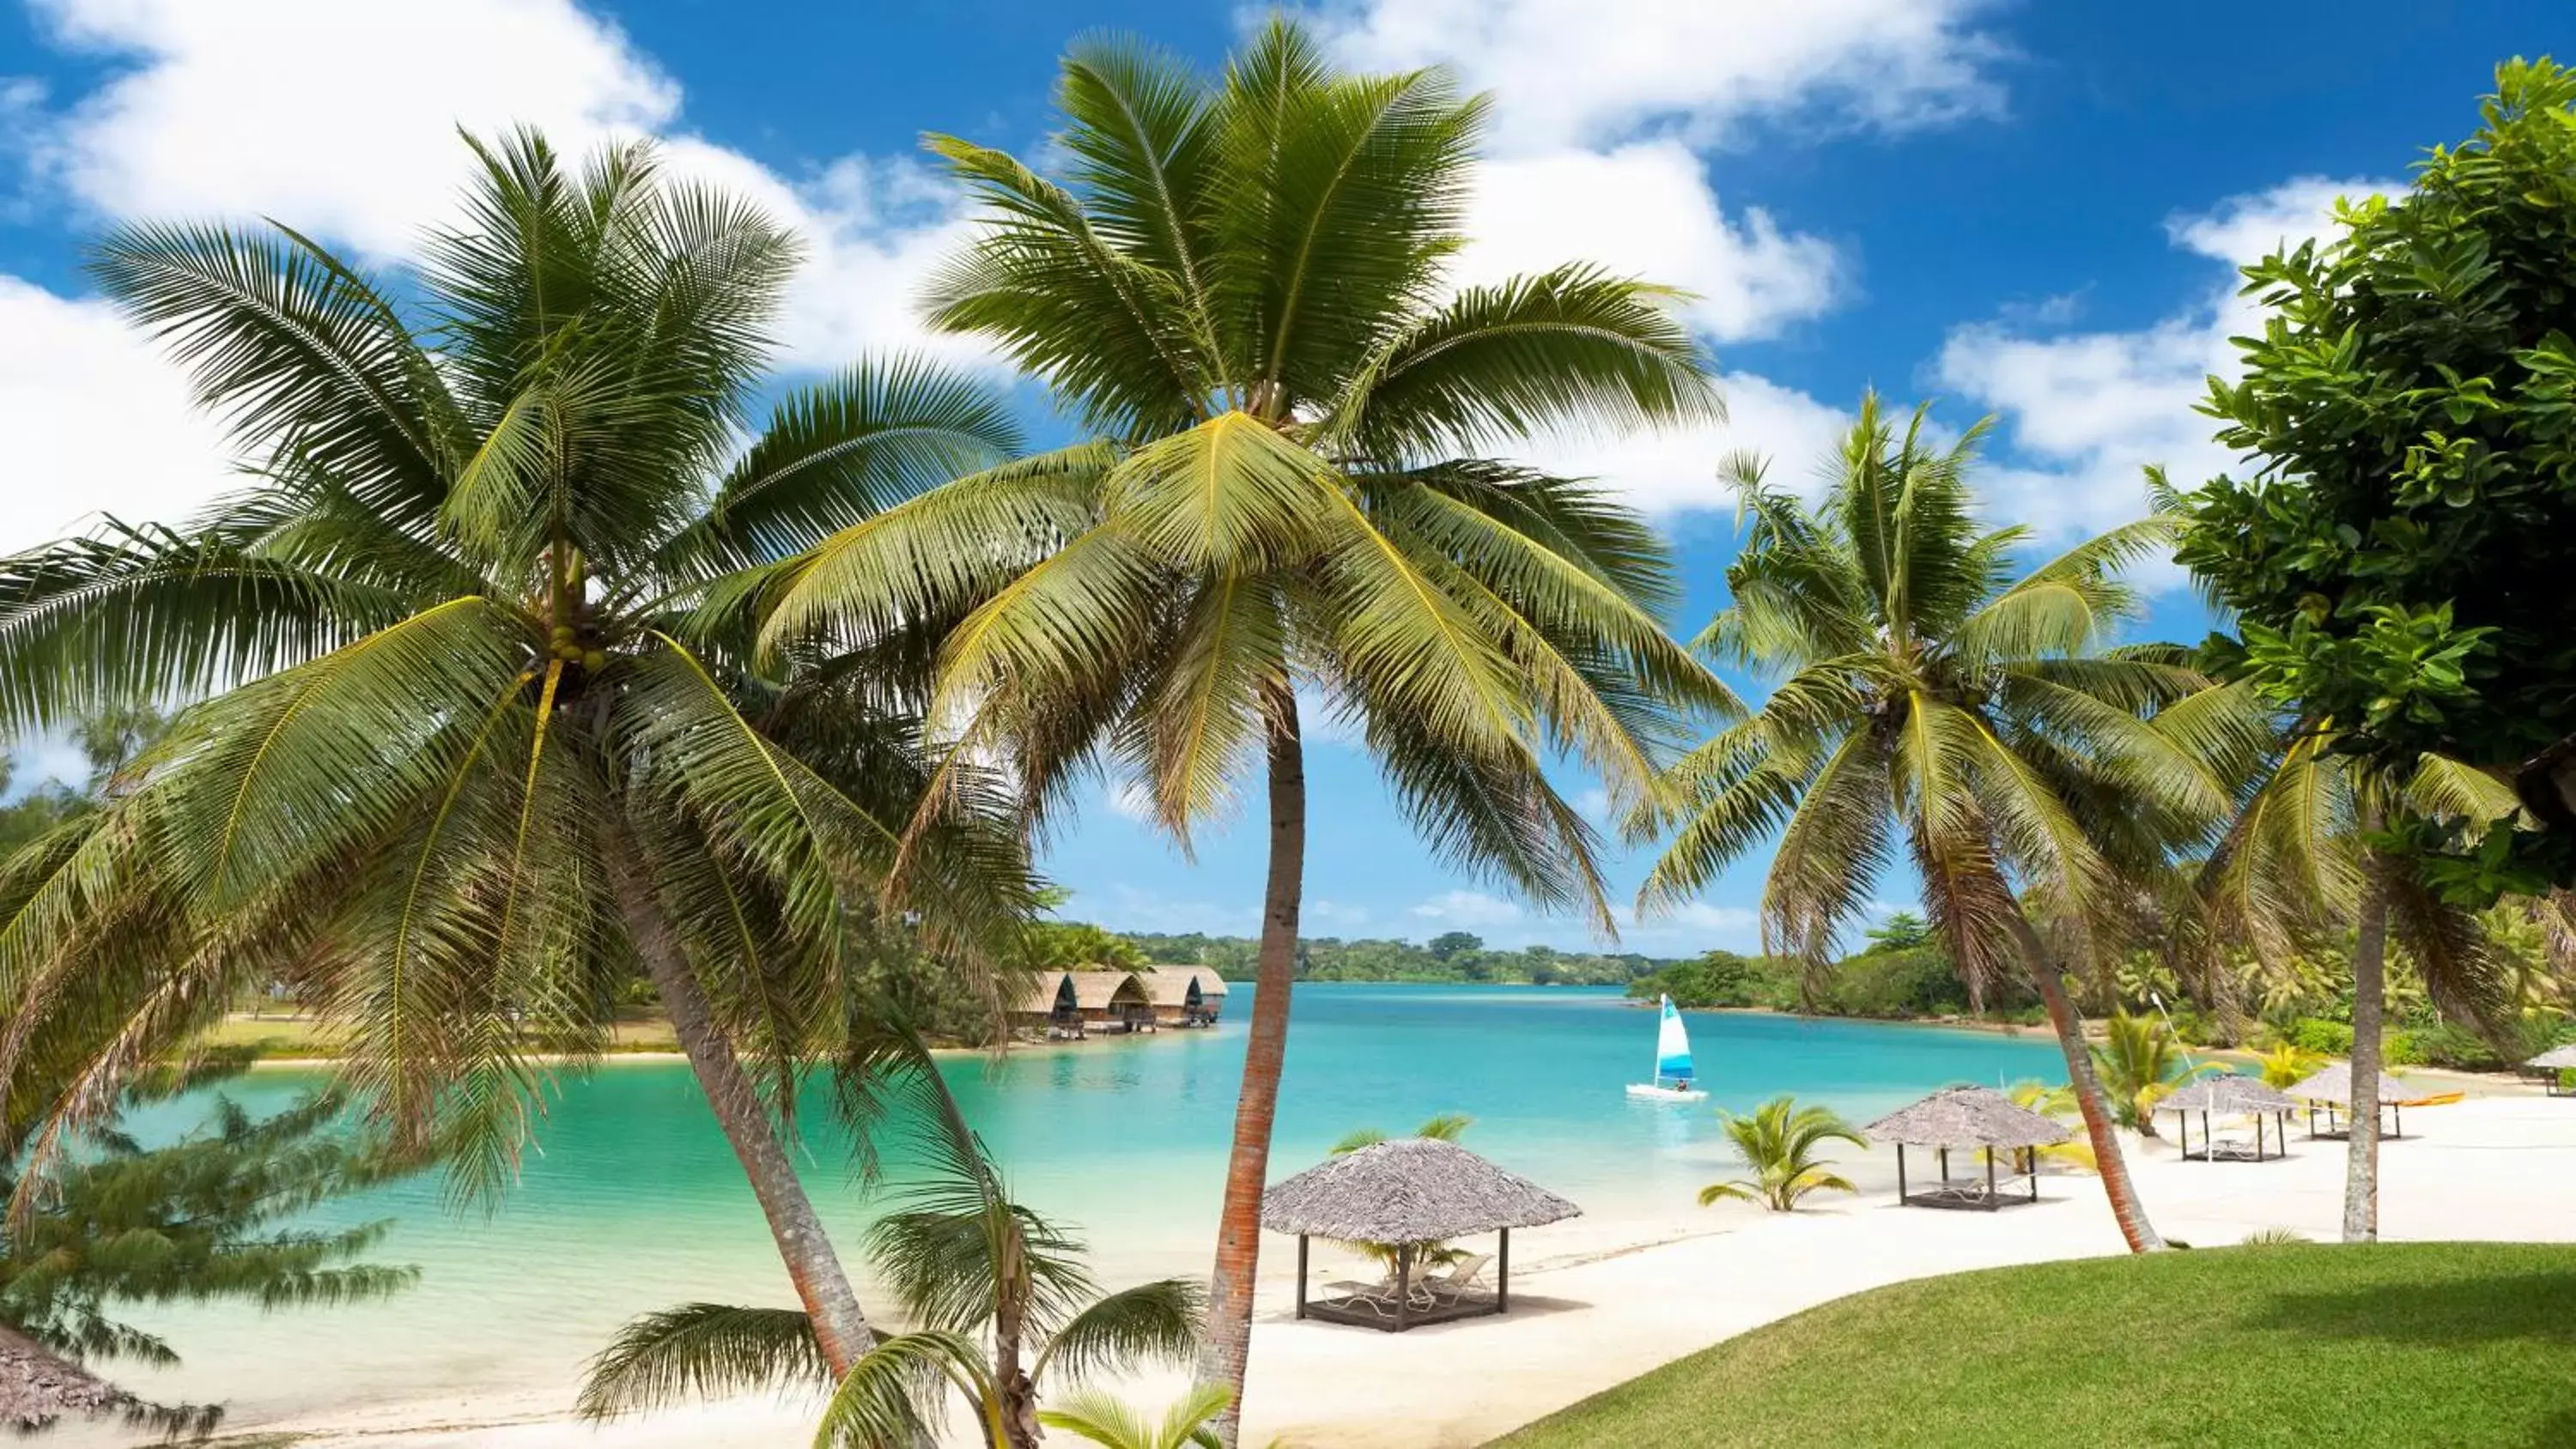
[1862,1085,2071,1210]
[2285,1062,2418,1140]
[2524,1044,2576,1097]
[2160,1075,2298,1161]
[1261,1137,1580,1331]
[1,1330,129,1434]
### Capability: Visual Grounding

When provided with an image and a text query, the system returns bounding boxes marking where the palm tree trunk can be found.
[1195,683,1305,1449]
[996,1300,1040,1449]
[2344,845,2391,1243]
[2003,911,2166,1253]
[605,833,879,1375]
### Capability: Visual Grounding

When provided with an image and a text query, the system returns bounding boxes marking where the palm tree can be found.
[1042,1387,1233,1449]
[754,23,1730,1434]
[1327,1113,1474,1270]
[2253,1044,2324,1089]
[580,1022,1200,1449]
[2004,1079,2097,1173]
[1639,394,2263,1254]
[2087,1010,2218,1137]
[0,130,1035,1376]
[1327,1111,1472,1155]
[2195,719,2523,1240]
[1697,1095,1863,1211]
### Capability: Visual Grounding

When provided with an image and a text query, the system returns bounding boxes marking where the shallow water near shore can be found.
[97,984,2072,1434]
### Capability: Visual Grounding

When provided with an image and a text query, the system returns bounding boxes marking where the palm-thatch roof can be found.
[1,1331,128,1432]
[2160,1074,2297,1114]
[2526,1044,2576,1070]
[1069,969,1147,1010]
[1862,1085,2073,1149]
[2285,1062,2415,1106]
[1012,969,1074,1015]
[1261,1137,1581,1243]
[1139,967,1225,1008]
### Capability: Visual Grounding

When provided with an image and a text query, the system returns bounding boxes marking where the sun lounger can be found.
[1320,1276,1431,1317]
[1419,1252,1492,1306]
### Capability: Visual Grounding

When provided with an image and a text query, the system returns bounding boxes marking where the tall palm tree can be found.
[0,130,1034,1375]
[755,23,1732,1433]
[580,1022,1201,1449]
[2196,723,2523,1239]
[1639,394,2262,1254]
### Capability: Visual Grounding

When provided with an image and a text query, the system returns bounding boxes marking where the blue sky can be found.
[0,0,2566,954]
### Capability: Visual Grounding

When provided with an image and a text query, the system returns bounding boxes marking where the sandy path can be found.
[116,1092,2576,1449]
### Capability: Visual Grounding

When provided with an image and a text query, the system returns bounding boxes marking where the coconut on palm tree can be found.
[580,1020,1200,1449]
[1638,394,2264,1254]
[1697,1095,1863,1212]
[0,131,1036,1375]
[755,23,1731,1433]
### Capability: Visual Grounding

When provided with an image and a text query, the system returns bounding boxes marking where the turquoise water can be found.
[102,985,2071,1429]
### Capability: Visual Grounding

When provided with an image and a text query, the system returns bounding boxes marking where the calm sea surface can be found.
[106,984,2071,1428]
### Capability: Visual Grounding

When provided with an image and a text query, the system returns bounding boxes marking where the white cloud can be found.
[0,277,234,551]
[1456,142,1838,343]
[1936,175,2400,548]
[1313,0,2006,154]
[1,0,993,550]
[1514,371,1850,515]
[1410,889,1527,927]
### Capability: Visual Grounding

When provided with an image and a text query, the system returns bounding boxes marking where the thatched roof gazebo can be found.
[1140,967,1227,1027]
[2523,1044,2576,1096]
[2285,1062,2418,1141]
[2,1330,129,1434]
[1864,1085,2071,1211]
[2160,1075,2298,1162]
[1262,1137,1580,1331]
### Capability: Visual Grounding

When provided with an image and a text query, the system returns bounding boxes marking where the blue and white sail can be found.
[1654,995,1694,1084]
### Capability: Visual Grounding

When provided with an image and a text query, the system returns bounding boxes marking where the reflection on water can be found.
[95,985,2069,1431]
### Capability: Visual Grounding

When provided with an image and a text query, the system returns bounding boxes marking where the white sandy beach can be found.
[132,1086,2576,1449]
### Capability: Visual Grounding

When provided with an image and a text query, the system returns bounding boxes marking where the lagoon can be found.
[96,984,2072,1438]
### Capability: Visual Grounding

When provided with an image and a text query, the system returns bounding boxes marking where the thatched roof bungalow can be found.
[1140,967,1228,1026]
[2160,1075,2298,1162]
[1069,968,1156,1031]
[1263,1137,1579,1331]
[2,1329,129,1434]
[1009,970,1083,1039]
[1863,1085,2070,1210]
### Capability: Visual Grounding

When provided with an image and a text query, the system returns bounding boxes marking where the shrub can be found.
[2382,1030,2427,1067]
[2288,1019,2355,1057]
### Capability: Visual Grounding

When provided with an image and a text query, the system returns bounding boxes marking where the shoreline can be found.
[136,1091,2576,1449]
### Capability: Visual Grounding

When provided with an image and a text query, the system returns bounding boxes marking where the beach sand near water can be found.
[87,1091,2576,1449]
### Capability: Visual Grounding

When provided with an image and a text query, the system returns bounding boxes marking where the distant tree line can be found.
[1118,928,1685,986]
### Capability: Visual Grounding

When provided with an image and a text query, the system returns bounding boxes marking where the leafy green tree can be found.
[1640,394,2262,1254]
[1426,931,1484,961]
[2,1053,415,1437]
[0,131,1031,1378]
[2177,58,2576,890]
[581,1022,1200,1449]
[1697,1096,1864,1212]
[754,24,1729,1432]
[2087,1011,2220,1137]
[1862,911,1933,953]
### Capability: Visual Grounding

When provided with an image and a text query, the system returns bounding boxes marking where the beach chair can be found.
[1420,1252,1492,1307]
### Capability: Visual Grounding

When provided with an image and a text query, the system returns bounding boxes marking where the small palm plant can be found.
[1325,1113,1473,1270]
[1041,1385,1234,1449]
[2255,1043,2325,1090]
[1697,1095,1865,1212]
[2089,1011,2220,1137]
[2005,1079,2099,1173]
[579,1021,1200,1449]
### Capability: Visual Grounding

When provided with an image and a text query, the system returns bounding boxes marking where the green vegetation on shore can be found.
[1127,930,1683,987]
[1490,1243,2576,1448]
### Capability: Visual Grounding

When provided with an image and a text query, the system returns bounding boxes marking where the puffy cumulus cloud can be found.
[2,0,999,548]
[1311,0,2007,154]
[26,0,683,259]
[1410,889,1527,927]
[0,277,234,552]
[1511,371,1850,516]
[1935,176,2398,549]
[1456,142,1838,343]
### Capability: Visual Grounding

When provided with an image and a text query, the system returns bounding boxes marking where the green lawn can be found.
[1490,1242,2576,1448]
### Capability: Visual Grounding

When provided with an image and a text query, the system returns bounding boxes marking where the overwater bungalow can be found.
[1143,966,1229,1028]
[1012,970,1084,1040]
[1072,968,1157,1034]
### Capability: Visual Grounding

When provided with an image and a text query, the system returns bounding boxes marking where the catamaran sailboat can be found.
[1627,995,1709,1100]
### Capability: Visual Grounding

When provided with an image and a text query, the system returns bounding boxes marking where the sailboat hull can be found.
[1625,1083,1709,1102]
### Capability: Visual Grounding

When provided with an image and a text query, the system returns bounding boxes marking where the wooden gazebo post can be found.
[1392,1245,1413,1334]
[1498,1228,1511,1313]
[1894,1143,1908,1204]
[1295,1234,1309,1319]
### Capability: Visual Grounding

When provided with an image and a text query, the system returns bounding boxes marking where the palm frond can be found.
[576,1302,828,1420]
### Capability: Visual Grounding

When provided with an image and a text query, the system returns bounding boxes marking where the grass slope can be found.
[1491,1242,2576,1448]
